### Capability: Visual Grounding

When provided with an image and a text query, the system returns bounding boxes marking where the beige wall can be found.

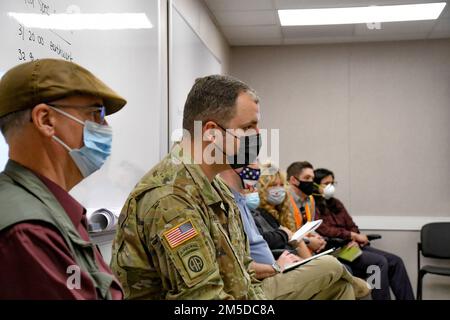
[230,39,450,218]
[172,0,231,73]
[230,39,450,299]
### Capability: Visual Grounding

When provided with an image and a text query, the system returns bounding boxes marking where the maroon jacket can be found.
[315,198,360,240]
[0,172,123,300]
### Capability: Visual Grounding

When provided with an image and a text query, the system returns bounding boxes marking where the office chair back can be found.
[421,222,450,259]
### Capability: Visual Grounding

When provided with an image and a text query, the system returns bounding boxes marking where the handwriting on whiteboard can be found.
[17,0,74,62]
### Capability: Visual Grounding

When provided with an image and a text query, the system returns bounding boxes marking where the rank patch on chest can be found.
[164,220,199,248]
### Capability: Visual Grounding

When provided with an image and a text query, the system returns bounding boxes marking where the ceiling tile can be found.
[283,36,356,44]
[214,10,278,26]
[229,38,283,46]
[428,33,450,39]
[429,18,450,37]
[206,0,450,46]
[433,17,450,31]
[222,25,282,40]
[428,34,450,40]
[352,33,430,42]
[282,32,433,44]
[441,4,450,18]
[204,0,274,12]
[275,0,449,10]
[354,20,436,36]
[282,25,354,38]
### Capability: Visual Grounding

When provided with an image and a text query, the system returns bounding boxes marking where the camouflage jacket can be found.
[110,144,266,300]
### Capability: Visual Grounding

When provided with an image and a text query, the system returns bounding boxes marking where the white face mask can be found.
[267,186,286,205]
[323,184,335,200]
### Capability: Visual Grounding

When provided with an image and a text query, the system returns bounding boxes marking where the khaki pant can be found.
[261,255,355,300]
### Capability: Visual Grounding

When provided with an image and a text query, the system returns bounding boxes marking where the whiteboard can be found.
[169,3,221,142]
[0,69,6,171]
[0,0,167,212]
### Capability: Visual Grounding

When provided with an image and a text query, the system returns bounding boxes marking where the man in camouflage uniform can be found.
[111,75,266,299]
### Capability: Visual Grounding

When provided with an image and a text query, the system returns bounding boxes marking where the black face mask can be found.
[216,124,261,169]
[295,178,314,196]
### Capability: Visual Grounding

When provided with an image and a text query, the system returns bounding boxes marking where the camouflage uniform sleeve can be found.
[143,194,234,300]
[246,266,266,299]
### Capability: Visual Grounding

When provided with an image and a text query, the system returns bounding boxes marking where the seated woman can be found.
[240,163,371,298]
[250,163,312,259]
[313,168,415,300]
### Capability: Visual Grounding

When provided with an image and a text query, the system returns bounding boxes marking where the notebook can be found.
[282,248,335,273]
[291,219,323,242]
[333,245,363,262]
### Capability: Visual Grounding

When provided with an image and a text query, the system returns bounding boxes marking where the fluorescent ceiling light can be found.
[8,12,153,30]
[278,2,446,26]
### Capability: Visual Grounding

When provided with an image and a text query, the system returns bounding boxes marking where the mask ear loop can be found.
[233,168,246,189]
[48,105,85,126]
[215,123,239,140]
[52,135,72,152]
[294,176,302,189]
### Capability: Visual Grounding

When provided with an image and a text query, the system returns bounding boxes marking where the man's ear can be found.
[31,104,56,138]
[289,176,296,185]
[203,121,219,142]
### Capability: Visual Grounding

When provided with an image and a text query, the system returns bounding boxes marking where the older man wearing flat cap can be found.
[0,58,126,299]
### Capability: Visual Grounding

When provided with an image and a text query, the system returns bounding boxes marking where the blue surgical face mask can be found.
[245,192,260,210]
[267,186,286,206]
[50,107,112,178]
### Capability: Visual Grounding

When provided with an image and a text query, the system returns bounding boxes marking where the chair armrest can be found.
[367,234,382,241]
[323,237,351,250]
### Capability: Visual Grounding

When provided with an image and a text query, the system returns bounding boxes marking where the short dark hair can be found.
[314,168,334,184]
[0,109,31,142]
[286,161,314,180]
[182,75,259,134]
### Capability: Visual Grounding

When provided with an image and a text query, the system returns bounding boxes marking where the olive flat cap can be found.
[0,58,127,118]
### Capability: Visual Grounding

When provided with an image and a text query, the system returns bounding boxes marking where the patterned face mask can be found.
[239,166,261,188]
[266,186,286,206]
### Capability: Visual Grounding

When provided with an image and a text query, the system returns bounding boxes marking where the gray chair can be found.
[417,222,450,300]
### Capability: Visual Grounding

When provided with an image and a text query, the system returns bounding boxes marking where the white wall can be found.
[172,0,230,73]
[93,0,231,262]
[169,5,222,142]
[230,39,450,219]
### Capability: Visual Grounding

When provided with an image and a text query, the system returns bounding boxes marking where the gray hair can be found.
[182,74,259,134]
[0,109,31,142]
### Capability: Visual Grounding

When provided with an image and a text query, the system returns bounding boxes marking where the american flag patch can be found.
[163,220,198,248]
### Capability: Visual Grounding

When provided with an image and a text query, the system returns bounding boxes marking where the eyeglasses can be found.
[47,103,106,124]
